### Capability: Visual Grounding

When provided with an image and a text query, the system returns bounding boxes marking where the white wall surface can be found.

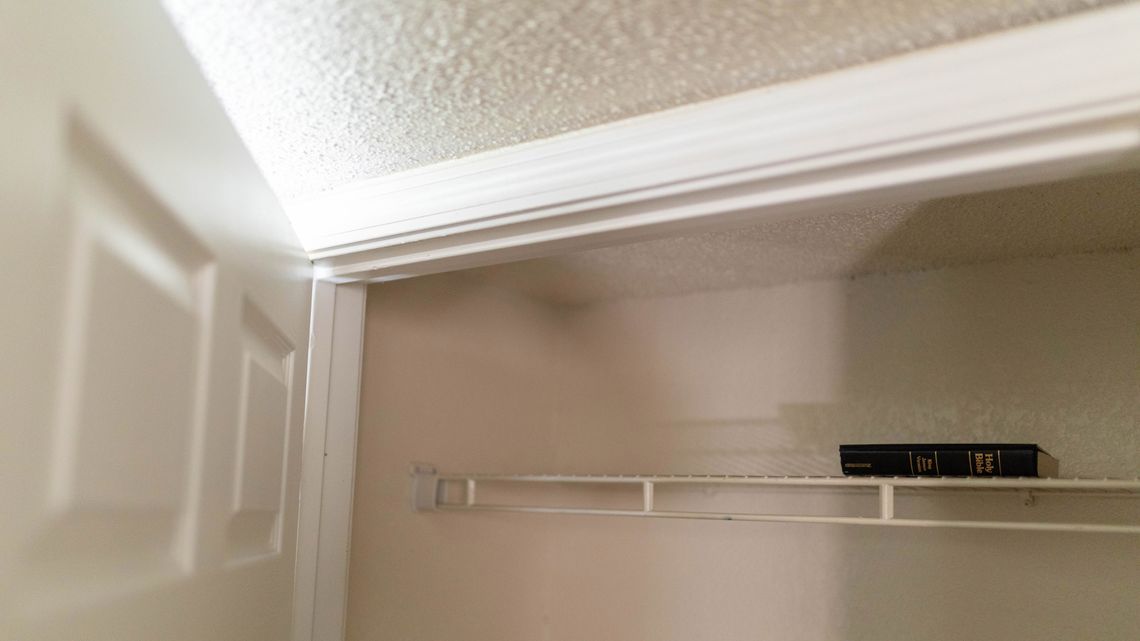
[348,249,1140,640]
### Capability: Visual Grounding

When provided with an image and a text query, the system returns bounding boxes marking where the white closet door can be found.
[0,2,312,640]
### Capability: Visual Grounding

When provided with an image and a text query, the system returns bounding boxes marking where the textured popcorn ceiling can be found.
[462,170,1140,305]
[163,0,1118,200]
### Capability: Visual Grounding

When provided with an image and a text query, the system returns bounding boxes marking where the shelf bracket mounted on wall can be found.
[410,463,440,512]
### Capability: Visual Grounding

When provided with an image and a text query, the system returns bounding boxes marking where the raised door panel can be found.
[16,124,215,609]
[0,2,312,640]
[228,301,295,561]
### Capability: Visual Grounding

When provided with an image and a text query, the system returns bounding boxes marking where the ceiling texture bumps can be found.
[163,0,1118,201]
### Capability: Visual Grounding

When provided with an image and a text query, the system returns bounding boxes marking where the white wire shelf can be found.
[410,464,1140,534]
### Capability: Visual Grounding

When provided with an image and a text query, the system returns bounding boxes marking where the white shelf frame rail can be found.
[410,465,1140,534]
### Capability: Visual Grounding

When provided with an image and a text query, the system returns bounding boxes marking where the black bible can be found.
[839,443,1059,477]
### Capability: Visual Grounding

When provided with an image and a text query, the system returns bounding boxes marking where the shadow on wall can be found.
[345,275,569,641]
[820,196,1140,640]
[542,185,1140,640]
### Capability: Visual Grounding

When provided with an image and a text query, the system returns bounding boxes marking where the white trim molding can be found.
[295,3,1140,282]
[293,281,367,641]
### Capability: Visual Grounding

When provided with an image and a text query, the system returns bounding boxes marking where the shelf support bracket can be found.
[411,463,440,512]
[879,484,894,521]
[643,481,655,513]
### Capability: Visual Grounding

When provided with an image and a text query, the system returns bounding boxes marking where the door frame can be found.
[291,5,1140,640]
[292,281,367,641]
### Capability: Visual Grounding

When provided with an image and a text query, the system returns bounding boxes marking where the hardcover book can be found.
[839,443,1059,477]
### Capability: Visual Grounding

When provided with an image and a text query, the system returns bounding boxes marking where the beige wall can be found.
[346,276,560,640]
[347,250,1140,641]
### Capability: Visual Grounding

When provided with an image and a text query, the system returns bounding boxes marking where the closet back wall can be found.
[347,249,1140,640]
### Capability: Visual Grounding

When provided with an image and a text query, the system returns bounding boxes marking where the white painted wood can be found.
[0,2,312,640]
[292,282,336,641]
[303,3,1140,282]
[292,283,366,641]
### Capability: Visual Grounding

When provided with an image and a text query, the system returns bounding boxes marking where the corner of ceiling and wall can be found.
[161,0,1136,279]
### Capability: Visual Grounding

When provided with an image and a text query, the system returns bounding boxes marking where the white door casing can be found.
[0,2,312,640]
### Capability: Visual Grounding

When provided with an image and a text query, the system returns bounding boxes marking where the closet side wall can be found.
[346,277,562,641]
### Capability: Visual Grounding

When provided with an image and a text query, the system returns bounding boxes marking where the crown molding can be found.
[300,4,1140,283]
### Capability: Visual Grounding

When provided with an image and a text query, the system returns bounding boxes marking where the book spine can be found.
[840,448,1038,477]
